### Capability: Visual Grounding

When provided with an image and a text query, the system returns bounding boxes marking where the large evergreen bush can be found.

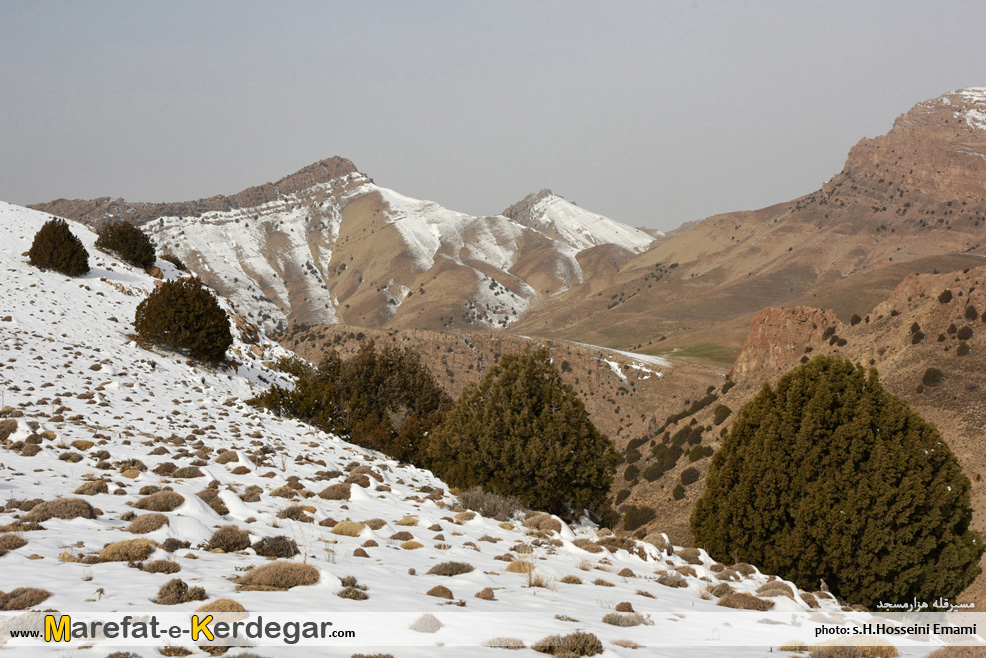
[426,346,617,513]
[691,355,983,607]
[134,277,232,362]
[96,220,156,268]
[28,218,89,276]
[249,341,449,465]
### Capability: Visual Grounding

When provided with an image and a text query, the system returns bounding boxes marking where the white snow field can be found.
[0,202,955,657]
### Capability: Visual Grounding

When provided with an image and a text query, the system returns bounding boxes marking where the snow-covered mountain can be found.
[502,189,660,253]
[0,201,942,657]
[30,161,658,334]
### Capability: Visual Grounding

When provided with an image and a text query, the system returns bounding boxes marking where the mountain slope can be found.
[0,201,891,656]
[511,87,986,355]
[30,164,656,334]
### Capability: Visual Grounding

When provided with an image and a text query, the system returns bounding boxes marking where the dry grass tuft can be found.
[757,581,796,599]
[127,513,169,534]
[318,483,351,500]
[532,630,603,656]
[475,587,496,600]
[207,526,251,553]
[25,497,95,522]
[74,480,109,496]
[400,540,424,550]
[602,612,648,627]
[425,585,453,600]
[427,561,474,576]
[506,559,534,574]
[523,513,563,534]
[331,521,366,537]
[100,539,157,562]
[252,535,298,559]
[133,491,184,512]
[0,587,51,610]
[364,518,387,530]
[142,559,181,574]
[395,516,418,526]
[197,598,246,613]
[560,575,582,585]
[717,592,774,611]
[482,637,525,649]
[0,534,28,552]
[155,578,207,605]
[236,561,319,591]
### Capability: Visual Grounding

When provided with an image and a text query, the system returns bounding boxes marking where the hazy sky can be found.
[2,1,985,231]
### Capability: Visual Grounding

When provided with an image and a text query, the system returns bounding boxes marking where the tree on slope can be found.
[427,345,617,514]
[691,355,983,608]
[28,218,90,276]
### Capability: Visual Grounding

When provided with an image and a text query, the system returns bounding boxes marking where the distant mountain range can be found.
[31,161,658,333]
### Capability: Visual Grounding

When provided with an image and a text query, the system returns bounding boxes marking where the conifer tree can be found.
[691,355,983,607]
[28,218,90,276]
[134,277,232,362]
[427,346,617,513]
[96,220,156,269]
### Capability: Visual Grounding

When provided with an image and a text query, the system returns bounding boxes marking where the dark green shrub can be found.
[691,355,983,608]
[713,405,732,425]
[95,220,155,268]
[623,464,639,481]
[624,448,641,464]
[939,290,953,304]
[28,218,89,276]
[426,346,617,513]
[850,313,862,325]
[910,322,921,334]
[160,253,186,271]
[957,325,974,340]
[622,505,655,532]
[614,489,630,505]
[134,277,232,362]
[672,484,685,500]
[249,342,449,466]
[966,305,979,321]
[688,445,713,462]
[679,466,699,486]
[957,341,971,357]
[642,463,664,481]
[911,331,925,344]
[921,368,945,387]
[721,380,735,394]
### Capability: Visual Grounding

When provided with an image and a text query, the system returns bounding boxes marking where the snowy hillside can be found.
[39,162,659,334]
[0,202,949,657]
[502,190,658,254]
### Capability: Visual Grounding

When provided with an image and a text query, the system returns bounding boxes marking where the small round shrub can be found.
[236,561,319,590]
[957,341,971,357]
[938,290,953,304]
[0,587,52,610]
[532,630,603,656]
[127,513,169,534]
[134,491,184,512]
[672,483,685,500]
[208,526,251,552]
[25,497,95,522]
[680,466,700,486]
[957,325,974,340]
[28,218,89,276]
[922,367,945,387]
[155,578,206,605]
[95,220,155,268]
[252,535,299,558]
[427,561,474,576]
[622,504,656,532]
[134,277,232,363]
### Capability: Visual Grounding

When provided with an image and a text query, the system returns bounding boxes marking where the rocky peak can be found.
[730,306,843,380]
[833,88,986,203]
[29,156,363,228]
[501,188,556,224]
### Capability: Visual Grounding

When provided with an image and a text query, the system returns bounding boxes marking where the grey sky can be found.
[2,0,984,231]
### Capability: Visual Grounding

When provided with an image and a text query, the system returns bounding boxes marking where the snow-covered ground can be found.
[0,202,956,656]
[524,194,658,254]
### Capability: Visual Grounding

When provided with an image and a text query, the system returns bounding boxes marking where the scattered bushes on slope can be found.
[249,341,449,466]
